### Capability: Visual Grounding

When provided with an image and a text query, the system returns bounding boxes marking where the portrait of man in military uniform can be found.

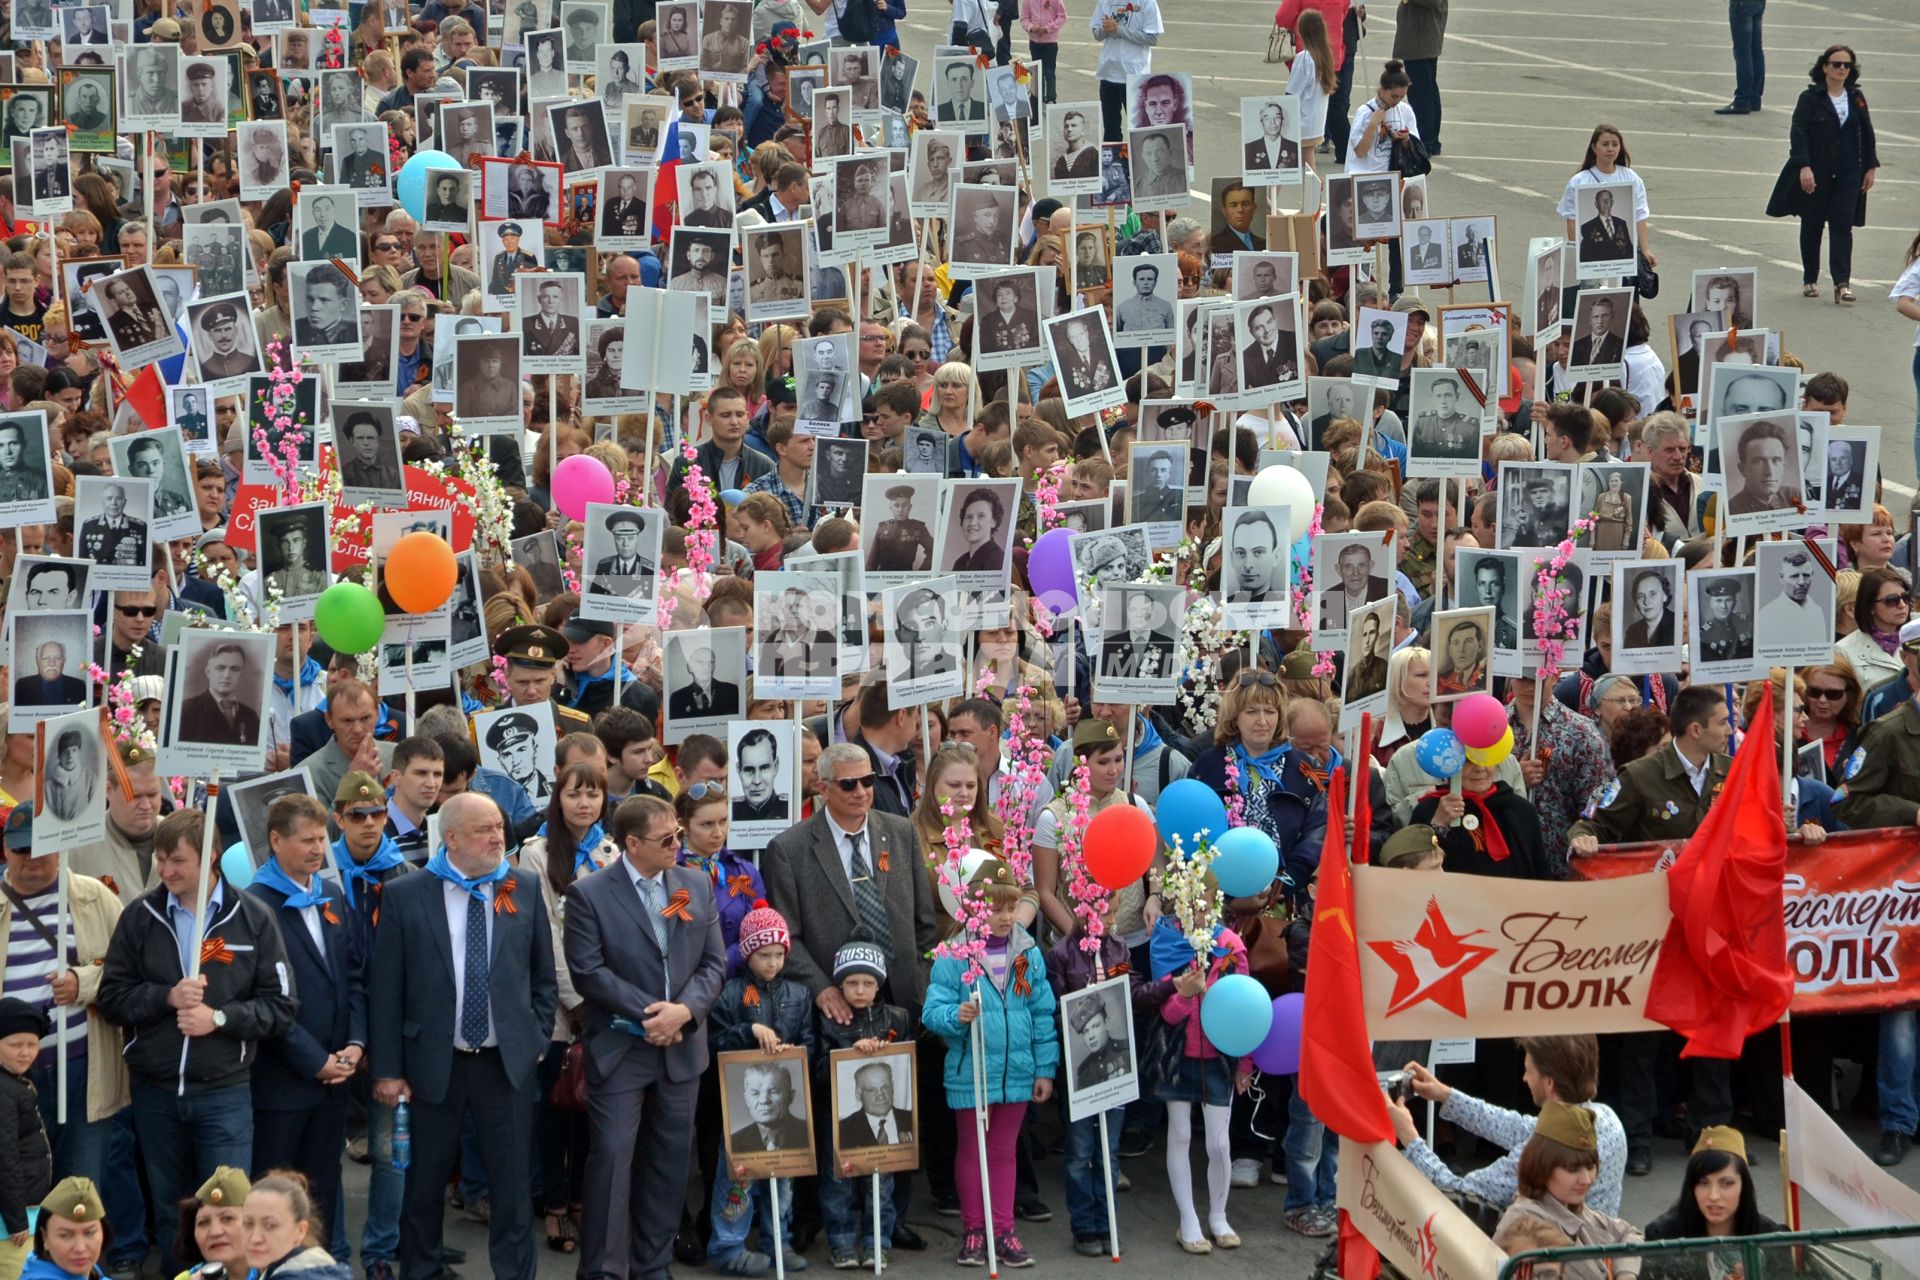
[453,336,523,421]
[1693,574,1753,667]
[1411,371,1480,460]
[483,709,554,806]
[177,640,266,747]
[1063,985,1133,1094]
[115,434,194,523]
[744,228,806,318]
[189,296,263,382]
[0,417,50,507]
[730,726,791,823]
[337,409,403,493]
[259,505,332,601]
[1099,588,1175,681]
[1048,313,1116,406]
[949,187,1013,267]
[78,480,149,571]
[833,157,887,233]
[1129,447,1185,525]
[486,221,538,297]
[1114,260,1175,338]
[520,276,582,359]
[585,507,658,599]
[864,483,935,574]
[887,586,960,682]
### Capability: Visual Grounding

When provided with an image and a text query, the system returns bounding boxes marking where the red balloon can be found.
[1085,805,1156,892]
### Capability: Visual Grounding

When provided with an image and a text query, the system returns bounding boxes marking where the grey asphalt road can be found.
[894,0,1920,491]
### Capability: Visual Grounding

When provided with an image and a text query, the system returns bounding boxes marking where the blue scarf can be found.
[1148,915,1231,979]
[19,1253,100,1280]
[425,846,510,901]
[252,856,330,911]
[537,820,608,876]
[331,834,405,908]
[1233,740,1290,787]
[272,656,325,704]
[566,663,637,707]
[1133,713,1163,760]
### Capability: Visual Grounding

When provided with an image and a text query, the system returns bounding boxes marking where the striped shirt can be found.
[1,882,86,1067]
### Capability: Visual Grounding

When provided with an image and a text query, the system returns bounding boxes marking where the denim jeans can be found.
[1877,1009,1920,1135]
[1910,348,1920,477]
[1281,1089,1336,1211]
[819,1167,895,1252]
[1061,1111,1122,1240]
[1403,57,1440,149]
[1729,0,1766,108]
[103,1110,150,1266]
[130,1078,254,1267]
[709,1169,792,1263]
[359,1087,404,1263]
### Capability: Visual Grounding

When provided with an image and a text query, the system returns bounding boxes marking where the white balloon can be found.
[1246,465,1316,540]
[936,847,997,918]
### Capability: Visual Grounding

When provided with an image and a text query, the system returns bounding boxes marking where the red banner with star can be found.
[1353,864,1670,1039]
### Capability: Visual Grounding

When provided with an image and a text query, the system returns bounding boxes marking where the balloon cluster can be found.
[312,532,458,655]
[1452,692,1515,767]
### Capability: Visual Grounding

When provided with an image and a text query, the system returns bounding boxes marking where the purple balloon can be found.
[1250,992,1305,1075]
[1026,527,1079,615]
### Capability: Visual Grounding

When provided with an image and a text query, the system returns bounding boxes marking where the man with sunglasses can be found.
[102,587,167,678]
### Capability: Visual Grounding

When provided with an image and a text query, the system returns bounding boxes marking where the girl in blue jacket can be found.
[923,859,1059,1269]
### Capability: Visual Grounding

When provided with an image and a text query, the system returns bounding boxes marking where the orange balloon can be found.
[386,531,457,613]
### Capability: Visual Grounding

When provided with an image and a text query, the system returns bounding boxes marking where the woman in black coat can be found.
[1408,760,1553,879]
[1765,44,1879,304]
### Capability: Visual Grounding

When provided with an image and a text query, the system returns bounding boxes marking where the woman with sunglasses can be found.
[515,760,618,1254]
[1765,45,1878,304]
[1798,662,1863,774]
[1739,673,1840,841]
[1836,567,1909,697]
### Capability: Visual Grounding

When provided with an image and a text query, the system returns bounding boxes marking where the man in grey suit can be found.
[565,793,728,1280]
[370,794,558,1280]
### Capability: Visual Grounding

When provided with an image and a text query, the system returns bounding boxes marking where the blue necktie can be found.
[460,892,490,1047]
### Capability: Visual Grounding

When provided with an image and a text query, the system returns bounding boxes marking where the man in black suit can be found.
[1570,296,1624,368]
[730,1059,810,1151]
[1578,187,1633,263]
[837,1060,914,1150]
[565,794,728,1280]
[371,793,557,1280]
[14,639,86,706]
[1100,590,1174,680]
[1243,98,1298,171]
[1054,317,1110,402]
[248,793,369,1253]
[935,60,984,122]
[177,641,263,745]
[669,643,740,719]
[1408,224,1443,272]
[1239,302,1294,390]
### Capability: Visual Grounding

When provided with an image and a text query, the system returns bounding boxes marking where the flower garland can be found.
[930,799,988,984]
[1174,591,1229,734]
[1058,762,1108,953]
[991,681,1052,886]
[1159,835,1222,970]
[1286,503,1335,678]
[1531,516,1596,686]
[654,440,719,629]
[1030,459,1068,542]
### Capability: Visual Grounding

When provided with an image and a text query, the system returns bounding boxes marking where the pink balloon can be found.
[1452,692,1509,750]
[552,454,615,522]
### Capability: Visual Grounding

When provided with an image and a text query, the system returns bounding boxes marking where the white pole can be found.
[186,776,222,980]
[970,992,998,1277]
[1096,1110,1119,1261]
[871,1171,884,1276]
[55,861,69,1123]
[769,1175,786,1280]
[1527,674,1545,759]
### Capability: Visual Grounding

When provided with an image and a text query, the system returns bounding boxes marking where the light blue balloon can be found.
[396,150,460,222]
[1200,974,1274,1057]
[719,488,746,507]
[220,843,255,890]
[1156,778,1230,857]
[1414,728,1468,781]
[1212,827,1280,898]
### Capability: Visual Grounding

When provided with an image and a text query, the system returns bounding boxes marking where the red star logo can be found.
[1366,898,1498,1018]
[1414,1211,1440,1280]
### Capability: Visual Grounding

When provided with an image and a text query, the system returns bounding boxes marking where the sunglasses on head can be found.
[1235,671,1278,689]
[832,773,877,792]
[684,780,725,801]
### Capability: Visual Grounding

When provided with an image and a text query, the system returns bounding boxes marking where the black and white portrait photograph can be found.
[1129,69,1193,142]
[655,1,699,69]
[1111,254,1178,349]
[1567,463,1646,565]
[1068,528,1151,627]
[983,62,1029,124]
[161,628,273,775]
[57,4,108,47]
[336,305,399,399]
[1573,181,1637,279]
[1691,568,1760,682]
[1495,462,1574,549]
[106,427,197,540]
[289,259,363,362]
[59,67,116,153]
[665,227,732,306]
[1339,595,1394,732]
[1071,226,1111,292]
[1691,268,1757,332]
[1609,559,1682,677]
[661,625,745,744]
[1526,241,1567,338]
[1705,362,1795,443]
[314,68,365,138]
[1127,125,1186,204]
[1430,606,1494,702]
[475,215,543,303]
[440,101,495,170]
[0,88,54,163]
[479,158,563,226]
[1044,101,1100,196]
[0,411,56,525]
[1440,305,1512,398]
[177,59,230,139]
[1311,531,1395,647]
[1352,173,1402,241]
[187,292,264,391]
[1234,294,1302,401]
[719,1049,815,1177]
[524,28,568,100]
[75,475,153,589]
[830,155,890,247]
[9,0,54,40]
[1239,93,1301,185]
[515,272,586,372]
[452,333,524,433]
[1406,368,1485,479]
[28,707,108,849]
[198,0,240,48]
[508,532,565,605]
[741,223,809,322]
[973,270,1044,370]
[1565,287,1633,382]
[473,701,559,808]
[60,256,119,343]
[27,126,72,216]
[560,0,608,72]
[946,183,1016,276]
[1450,216,1496,287]
[7,557,88,618]
[333,402,405,505]
[932,55,986,124]
[243,373,320,483]
[879,50,917,115]
[1717,412,1805,535]
[829,1045,920,1172]
[1220,505,1291,632]
[726,721,798,848]
[9,611,90,729]
[578,502,664,624]
[859,475,941,585]
[1043,306,1125,418]
[696,0,753,80]
[623,97,672,165]
[226,767,316,869]
[169,386,213,452]
[753,570,841,700]
[256,501,333,618]
[793,331,857,428]
[1096,583,1182,704]
[939,478,1020,587]
[547,99,614,176]
[811,86,854,163]
[596,167,651,248]
[595,43,646,111]
[182,216,248,298]
[1456,547,1522,673]
[894,427,944,476]
[1231,251,1298,302]
[908,129,960,216]
[332,122,391,199]
[1059,977,1138,1121]
[1126,442,1187,536]
[1823,426,1876,524]
[296,185,361,261]
[235,120,290,201]
[444,549,489,671]
[1055,500,1108,536]
[809,437,867,508]
[1349,306,1405,389]
[581,319,643,415]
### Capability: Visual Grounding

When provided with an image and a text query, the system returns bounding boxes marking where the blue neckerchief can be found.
[537,820,608,876]
[1133,713,1163,760]
[19,1252,100,1280]
[1233,740,1289,787]
[331,834,405,907]
[1149,916,1230,979]
[272,656,325,703]
[568,663,636,706]
[425,846,509,900]
[252,857,330,910]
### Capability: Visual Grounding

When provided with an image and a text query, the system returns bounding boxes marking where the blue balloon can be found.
[1414,728,1467,781]
[220,843,255,890]
[1212,827,1280,898]
[1200,974,1274,1057]
[719,488,746,507]
[1156,778,1230,856]
[396,150,461,222]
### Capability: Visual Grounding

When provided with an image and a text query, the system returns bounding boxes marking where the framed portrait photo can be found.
[829,1045,919,1173]
[719,1048,815,1179]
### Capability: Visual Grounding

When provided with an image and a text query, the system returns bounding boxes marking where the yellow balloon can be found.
[1465,727,1515,768]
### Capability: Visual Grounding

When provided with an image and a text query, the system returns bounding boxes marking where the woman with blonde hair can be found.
[239,1171,353,1280]
[721,335,766,418]
[756,323,798,381]
[358,264,404,304]
[920,361,979,437]
[1377,645,1432,758]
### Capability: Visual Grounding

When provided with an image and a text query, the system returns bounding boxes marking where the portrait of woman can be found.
[1589,470,1634,551]
[1623,568,1675,648]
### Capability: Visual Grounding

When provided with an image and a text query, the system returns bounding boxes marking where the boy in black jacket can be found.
[814,937,915,1269]
[0,998,53,1269]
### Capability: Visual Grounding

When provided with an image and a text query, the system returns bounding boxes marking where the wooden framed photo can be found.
[719,1048,816,1179]
[828,1045,919,1175]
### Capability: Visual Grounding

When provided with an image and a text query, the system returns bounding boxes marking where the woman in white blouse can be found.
[1556,124,1656,268]
[1346,59,1417,176]
[1285,9,1338,168]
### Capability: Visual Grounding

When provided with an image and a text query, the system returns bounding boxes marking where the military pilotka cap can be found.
[1701,579,1741,598]
[118,738,154,769]
[1691,1125,1747,1163]
[1379,824,1441,869]
[1279,649,1319,681]
[1534,1102,1598,1153]
[1071,718,1120,753]
[195,1166,252,1207]
[495,623,570,668]
[334,770,384,809]
[967,857,1017,891]
[41,1177,107,1223]
[4,806,33,852]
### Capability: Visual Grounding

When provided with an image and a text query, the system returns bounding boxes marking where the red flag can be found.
[1337,1208,1381,1280]
[126,365,167,431]
[1645,683,1793,1059]
[1298,767,1394,1142]
[1351,713,1374,865]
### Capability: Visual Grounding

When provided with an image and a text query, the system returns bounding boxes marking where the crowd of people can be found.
[0,0,1913,1279]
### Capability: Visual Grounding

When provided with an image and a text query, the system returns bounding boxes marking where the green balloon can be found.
[314,582,386,654]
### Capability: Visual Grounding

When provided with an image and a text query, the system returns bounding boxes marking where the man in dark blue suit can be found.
[370,793,558,1280]
[247,792,368,1255]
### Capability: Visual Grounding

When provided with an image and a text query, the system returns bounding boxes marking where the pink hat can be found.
[738,899,791,959]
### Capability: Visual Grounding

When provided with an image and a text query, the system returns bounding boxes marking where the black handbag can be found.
[1633,251,1660,300]
[1390,131,1432,179]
